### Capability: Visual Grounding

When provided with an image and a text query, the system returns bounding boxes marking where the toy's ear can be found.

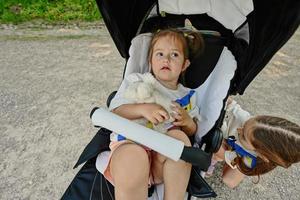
[182,59,190,72]
[124,84,138,99]
[143,73,156,85]
[137,82,153,99]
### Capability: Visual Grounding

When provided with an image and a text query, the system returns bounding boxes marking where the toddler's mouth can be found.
[161,66,170,70]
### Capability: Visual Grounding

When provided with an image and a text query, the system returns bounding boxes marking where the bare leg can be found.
[222,164,245,188]
[110,143,150,200]
[153,129,192,200]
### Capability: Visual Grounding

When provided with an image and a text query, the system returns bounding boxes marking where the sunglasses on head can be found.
[226,136,257,169]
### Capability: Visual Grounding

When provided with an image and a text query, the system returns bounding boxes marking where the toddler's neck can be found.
[157,79,179,90]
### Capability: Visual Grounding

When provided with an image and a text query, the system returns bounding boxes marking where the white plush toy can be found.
[124,73,175,134]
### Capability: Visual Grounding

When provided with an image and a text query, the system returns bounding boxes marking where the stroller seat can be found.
[63,29,237,200]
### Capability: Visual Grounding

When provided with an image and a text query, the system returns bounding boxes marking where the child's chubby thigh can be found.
[109,141,152,188]
[151,129,192,184]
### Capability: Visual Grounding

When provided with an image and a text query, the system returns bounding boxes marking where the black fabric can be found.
[234,0,300,94]
[188,166,217,198]
[74,128,111,168]
[106,91,117,108]
[95,0,156,58]
[140,14,186,33]
[62,157,115,200]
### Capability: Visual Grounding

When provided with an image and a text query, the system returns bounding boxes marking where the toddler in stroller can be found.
[102,28,204,200]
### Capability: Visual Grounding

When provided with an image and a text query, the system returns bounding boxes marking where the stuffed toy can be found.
[123,73,175,134]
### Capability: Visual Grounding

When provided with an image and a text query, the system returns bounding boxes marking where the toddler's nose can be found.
[163,54,171,62]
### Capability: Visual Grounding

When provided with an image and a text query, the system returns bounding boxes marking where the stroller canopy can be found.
[95,0,299,94]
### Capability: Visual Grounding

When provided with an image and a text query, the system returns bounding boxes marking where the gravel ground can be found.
[0,23,299,200]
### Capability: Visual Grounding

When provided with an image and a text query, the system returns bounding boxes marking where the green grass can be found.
[0,0,101,24]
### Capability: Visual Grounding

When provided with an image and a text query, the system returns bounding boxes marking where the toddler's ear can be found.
[182,59,190,71]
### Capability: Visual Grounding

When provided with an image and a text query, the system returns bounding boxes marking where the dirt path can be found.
[0,24,299,200]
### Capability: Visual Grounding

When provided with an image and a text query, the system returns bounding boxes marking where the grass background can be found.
[0,0,101,24]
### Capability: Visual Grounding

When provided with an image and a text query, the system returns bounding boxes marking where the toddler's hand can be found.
[171,101,197,135]
[140,103,169,125]
[170,102,193,127]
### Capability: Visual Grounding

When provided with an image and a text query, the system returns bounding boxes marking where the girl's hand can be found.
[139,103,169,125]
[171,102,197,135]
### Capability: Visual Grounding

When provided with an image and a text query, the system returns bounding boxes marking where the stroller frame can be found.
[62,0,300,199]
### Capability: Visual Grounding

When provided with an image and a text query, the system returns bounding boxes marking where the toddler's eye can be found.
[155,52,164,57]
[171,52,179,58]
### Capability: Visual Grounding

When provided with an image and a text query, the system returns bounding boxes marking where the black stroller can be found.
[62,0,300,199]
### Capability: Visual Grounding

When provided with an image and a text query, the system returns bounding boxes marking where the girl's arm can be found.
[113,103,170,125]
[222,98,251,137]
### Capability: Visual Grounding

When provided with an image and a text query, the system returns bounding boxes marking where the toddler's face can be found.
[150,35,190,89]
